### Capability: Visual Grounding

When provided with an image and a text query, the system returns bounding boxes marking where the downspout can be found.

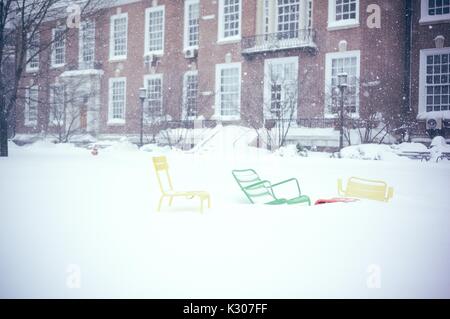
[402,0,413,140]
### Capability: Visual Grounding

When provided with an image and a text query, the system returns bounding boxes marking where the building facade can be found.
[16,0,450,144]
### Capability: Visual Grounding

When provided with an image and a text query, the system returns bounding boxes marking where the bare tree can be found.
[243,64,299,150]
[0,0,111,157]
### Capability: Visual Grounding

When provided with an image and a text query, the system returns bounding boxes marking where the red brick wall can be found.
[16,0,447,137]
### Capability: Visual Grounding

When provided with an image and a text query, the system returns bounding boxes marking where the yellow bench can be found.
[338,177,394,202]
[152,156,211,213]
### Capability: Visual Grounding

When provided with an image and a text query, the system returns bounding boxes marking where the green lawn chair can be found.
[232,169,311,206]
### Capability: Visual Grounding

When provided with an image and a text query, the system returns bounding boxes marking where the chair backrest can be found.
[152,156,174,194]
[232,169,274,204]
[343,177,393,202]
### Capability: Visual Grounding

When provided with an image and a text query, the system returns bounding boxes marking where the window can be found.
[325,51,360,116]
[108,78,126,124]
[25,86,38,126]
[110,13,128,60]
[184,0,199,50]
[79,20,95,69]
[328,0,359,30]
[419,48,450,113]
[144,74,163,120]
[277,0,300,39]
[420,0,450,23]
[308,0,313,29]
[52,28,65,67]
[183,71,198,119]
[26,32,39,72]
[218,0,241,42]
[50,84,65,125]
[264,57,298,119]
[145,6,165,56]
[215,63,241,120]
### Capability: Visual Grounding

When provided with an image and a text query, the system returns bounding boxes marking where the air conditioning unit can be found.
[184,48,198,59]
[145,54,156,67]
[426,117,443,130]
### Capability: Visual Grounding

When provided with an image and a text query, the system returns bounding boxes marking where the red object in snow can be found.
[314,198,359,205]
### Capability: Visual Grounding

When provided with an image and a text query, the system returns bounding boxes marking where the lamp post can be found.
[138,87,147,147]
[337,73,348,156]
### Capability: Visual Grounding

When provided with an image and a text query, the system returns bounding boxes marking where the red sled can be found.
[314,198,359,205]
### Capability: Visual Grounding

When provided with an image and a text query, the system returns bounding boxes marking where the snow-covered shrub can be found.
[340,144,402,161]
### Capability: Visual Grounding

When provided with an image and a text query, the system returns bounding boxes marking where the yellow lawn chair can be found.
[152,156,211,213]
[338,177,394,202]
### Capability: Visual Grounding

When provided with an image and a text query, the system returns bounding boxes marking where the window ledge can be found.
[183,46,199,52]
[24,122,37,127]
[109,57,127,63]
[327,20,360,31]
[144,51,164,57]
[50,63,65,69]
[217,37,241,45]
[26,68,39,73]
[107,120,126,126]
[419,15,450,25]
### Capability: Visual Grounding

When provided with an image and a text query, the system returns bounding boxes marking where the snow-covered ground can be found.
[0,138,450,298]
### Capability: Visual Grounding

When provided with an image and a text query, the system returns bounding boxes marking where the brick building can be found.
[16,0,450,145]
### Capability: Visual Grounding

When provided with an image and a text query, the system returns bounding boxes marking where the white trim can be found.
[183,70,199,119]
[108,77,127,125]
[324,50,361,117]
[51,27,66,68]
[419,0,450,24]
[184,0,200,51]
[79,20,96,69]
[327,0,360,31]
[143,73,164,120]
[215,62,242,121]
[144,6,165,56]
[24,86,38,126]
[109,13,128,61]
[419,47,450,114]
[263,56,299,120]
[217,0,242,43]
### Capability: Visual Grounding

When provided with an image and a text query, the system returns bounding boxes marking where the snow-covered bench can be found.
[396,151,431,161]
[436,152,450,162]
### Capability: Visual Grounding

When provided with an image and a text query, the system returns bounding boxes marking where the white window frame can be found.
[263,57,299,120]
[26,32,39,72]
[420,0,450,24]
[108,77,127,125]
[184,0,200,51]
[183,70,199,119]
[25,86,38,126]
[109,13,128,61]
[51,27,66,68]
[79,20,95,69]
[218,0,242,43]
[324,50,361,117]
[143,73,164,121]
[327,0,359,30]
[215,62,242,121]
[419,47,450,114]
[144,6,165,56]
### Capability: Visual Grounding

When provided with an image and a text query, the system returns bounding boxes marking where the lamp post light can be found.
[337,73,348,156]
[138,87,147,147]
